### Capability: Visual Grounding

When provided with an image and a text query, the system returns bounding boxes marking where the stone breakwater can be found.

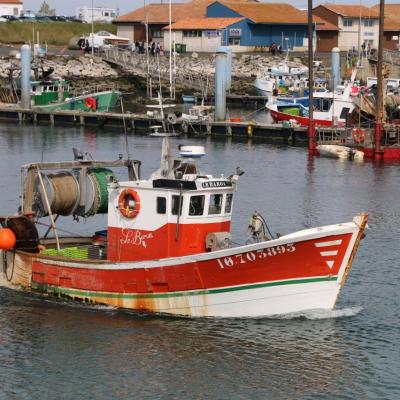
[0,52,309,94]
[0,55,118,79]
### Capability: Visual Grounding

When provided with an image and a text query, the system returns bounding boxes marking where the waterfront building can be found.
[163,17,245,52]
[113,0,256,44]
[370,3,400,51]
[0,0,22,17]
[76,6,118,23]
[313,4,380,51]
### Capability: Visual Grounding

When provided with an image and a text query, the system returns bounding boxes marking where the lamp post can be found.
[91,0,94,57]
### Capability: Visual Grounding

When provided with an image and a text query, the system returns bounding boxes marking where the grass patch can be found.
[0,21,117,46]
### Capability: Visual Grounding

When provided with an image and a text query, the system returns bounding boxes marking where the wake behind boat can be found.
[0,142,368,317]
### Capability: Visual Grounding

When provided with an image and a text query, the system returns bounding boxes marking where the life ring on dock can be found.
[118,189,141,219]
[353,128,365,143]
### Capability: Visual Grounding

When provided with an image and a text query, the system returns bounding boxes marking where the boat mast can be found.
[375,0,385,160]
[169,0,173,99]
[307,0,316,154]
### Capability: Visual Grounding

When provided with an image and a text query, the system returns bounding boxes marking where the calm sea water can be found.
[0,122,399,399]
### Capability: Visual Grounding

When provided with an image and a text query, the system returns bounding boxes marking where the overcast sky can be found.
[22,0,396,16]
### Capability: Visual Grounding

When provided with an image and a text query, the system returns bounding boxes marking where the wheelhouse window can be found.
[171,195,183,215]
[189,195,205,216]
[157,197,166,214]
[209,194,223,215]
[225,193,233,214]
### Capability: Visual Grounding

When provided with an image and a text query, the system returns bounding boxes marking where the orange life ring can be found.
[84,97,97,110]
[353,128,365,143]
[118,189,141,219]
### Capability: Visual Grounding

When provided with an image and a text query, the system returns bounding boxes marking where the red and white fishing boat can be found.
[0,143,367,317]
[267,70,357,127]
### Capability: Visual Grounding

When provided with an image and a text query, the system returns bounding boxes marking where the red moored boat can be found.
[0,143,368,317]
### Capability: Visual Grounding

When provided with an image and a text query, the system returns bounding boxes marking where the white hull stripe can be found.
[320,250,338,257]
[314,240,342,247]
[31,275,339,299]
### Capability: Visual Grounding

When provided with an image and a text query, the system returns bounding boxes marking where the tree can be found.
[37,1,56,16]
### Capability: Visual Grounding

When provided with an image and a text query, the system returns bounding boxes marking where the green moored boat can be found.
[31,79,121,112]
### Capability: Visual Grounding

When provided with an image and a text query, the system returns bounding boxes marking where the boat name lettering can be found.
[120,228,153,248]
[202,181,231,188]
[216,243,296,269]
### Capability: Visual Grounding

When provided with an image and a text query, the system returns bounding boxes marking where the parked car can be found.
[0,15,19,22]
[34,15,52,22]
[48,15,67,22]
[19,15,36,21]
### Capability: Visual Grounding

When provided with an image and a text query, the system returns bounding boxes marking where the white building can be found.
[0,0,23,16]
[76,6,118,23]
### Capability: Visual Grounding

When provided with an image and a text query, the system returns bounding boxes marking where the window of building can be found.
[104,12,109,17]
[343,19,353,27]
[151,30,164,38]
[209,194,223,215]
[364,19,374,27]
[189,195,205,216]
[157,197,166,214]
[171,195,183,215]
[229,38,240,45]
[183,30,202,38]
[225,194,233,214]
[364,32,374,37]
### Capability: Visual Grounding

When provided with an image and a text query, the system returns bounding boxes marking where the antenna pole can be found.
[375,0,385,160]
[307,0,316,155]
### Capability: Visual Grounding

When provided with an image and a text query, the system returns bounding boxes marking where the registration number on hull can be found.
[216,243,296,269]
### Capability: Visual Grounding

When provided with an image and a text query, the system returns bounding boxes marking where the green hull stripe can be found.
[31,276,338,300]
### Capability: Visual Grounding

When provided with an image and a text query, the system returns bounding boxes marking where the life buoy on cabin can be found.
[353,128,365,143]
[118,189,141,219]
[84,97,97,110]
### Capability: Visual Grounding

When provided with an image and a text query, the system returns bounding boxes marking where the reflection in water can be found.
[0,123,399,399]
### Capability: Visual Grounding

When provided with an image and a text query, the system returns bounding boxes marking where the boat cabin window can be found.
[157,197,166,214]
[225,194,233,214]
[189,195,205,216]
[340,107,350,120]
[171,195,183,215]
[315,98,332,112]
[209,194,223,215]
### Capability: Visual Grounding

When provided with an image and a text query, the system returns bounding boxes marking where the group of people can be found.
[269,42,283,56]
[132,41,164,56]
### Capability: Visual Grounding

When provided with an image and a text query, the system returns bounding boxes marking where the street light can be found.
[91,0,94,57]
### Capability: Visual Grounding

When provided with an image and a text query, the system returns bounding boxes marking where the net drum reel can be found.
[33,171,80,217]
[32,168,114,218]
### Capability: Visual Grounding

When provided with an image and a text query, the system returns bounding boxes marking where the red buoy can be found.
[0,228,16,250]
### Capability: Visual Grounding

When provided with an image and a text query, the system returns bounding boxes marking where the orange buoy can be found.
[0,228,16,250]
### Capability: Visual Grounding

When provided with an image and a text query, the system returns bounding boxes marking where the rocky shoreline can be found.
[0,50,311,101]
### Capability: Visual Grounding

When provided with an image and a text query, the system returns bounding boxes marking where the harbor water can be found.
[0,122,399,399]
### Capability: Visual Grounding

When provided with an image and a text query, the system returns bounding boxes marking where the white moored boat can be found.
[317,145,364,161]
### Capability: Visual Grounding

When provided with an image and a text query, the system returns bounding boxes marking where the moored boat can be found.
[0,144,368,317]
[30,79,121,112]
[317,144,364,161]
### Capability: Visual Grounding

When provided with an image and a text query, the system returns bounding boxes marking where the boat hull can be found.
[0,214,367,317]
[269,107,332,127]
[34,90,121,112]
